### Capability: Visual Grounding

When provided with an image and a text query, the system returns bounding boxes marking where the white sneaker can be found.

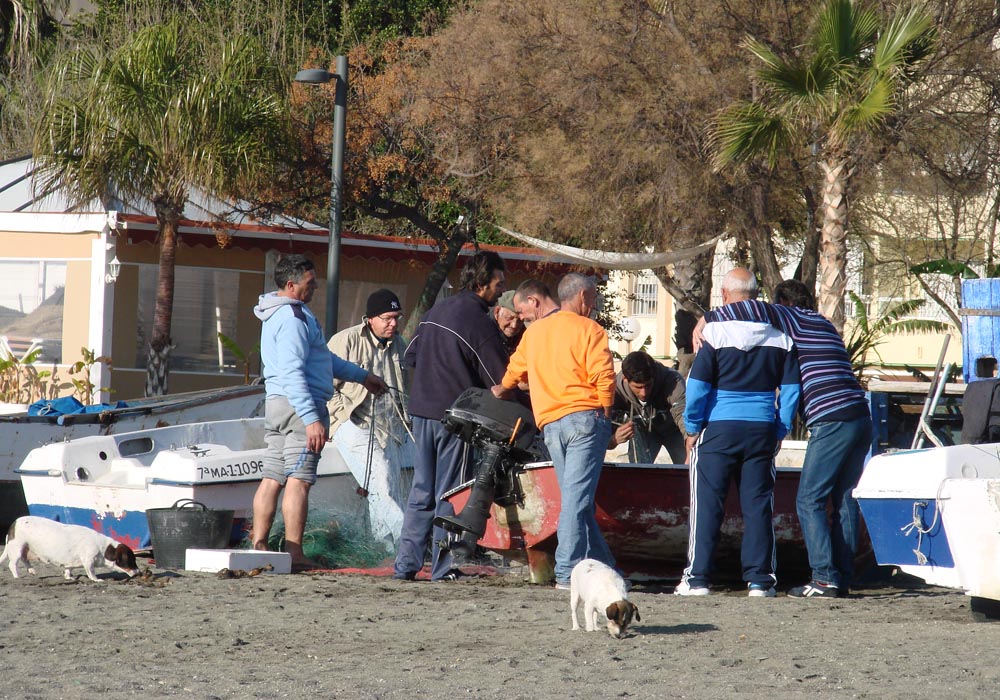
[748,583,777,597]
[674,580,710,596]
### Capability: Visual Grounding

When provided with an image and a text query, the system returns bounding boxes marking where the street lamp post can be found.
[294,55,348,339]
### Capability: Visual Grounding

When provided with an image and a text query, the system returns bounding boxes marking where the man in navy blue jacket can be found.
[675,268,800,598]
[393,251,510,581]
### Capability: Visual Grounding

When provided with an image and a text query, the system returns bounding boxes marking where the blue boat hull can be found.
[857,497,953,569]
[25,503,247,551]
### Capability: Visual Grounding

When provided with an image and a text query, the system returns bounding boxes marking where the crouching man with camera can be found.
[609,351,687,464]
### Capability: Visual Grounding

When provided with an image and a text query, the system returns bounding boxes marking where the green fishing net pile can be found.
[242,508,392,568]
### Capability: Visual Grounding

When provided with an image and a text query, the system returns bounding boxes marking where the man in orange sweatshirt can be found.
[492,274,616,589]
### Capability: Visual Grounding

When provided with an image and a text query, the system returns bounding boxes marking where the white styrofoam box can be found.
[184,548,292,575]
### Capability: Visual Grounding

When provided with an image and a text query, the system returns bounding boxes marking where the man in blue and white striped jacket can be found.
[675,268,800,598]
[701,279,871,599]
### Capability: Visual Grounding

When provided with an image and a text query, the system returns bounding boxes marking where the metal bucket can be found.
[146,499,234,569]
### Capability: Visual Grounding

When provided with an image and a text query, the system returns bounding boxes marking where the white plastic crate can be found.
[184,548,292,575]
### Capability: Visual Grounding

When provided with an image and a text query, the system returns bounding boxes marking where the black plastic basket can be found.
[146,499,234,569]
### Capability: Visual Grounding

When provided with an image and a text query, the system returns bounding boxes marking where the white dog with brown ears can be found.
[570,558,640,638]
[0,516,140,582]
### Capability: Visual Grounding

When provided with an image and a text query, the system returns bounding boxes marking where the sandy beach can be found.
[2,558,998,700]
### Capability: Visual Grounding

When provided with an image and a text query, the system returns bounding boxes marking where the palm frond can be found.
[885,319,952,334]
[910,259,979,279]
[711,103,790,169]
[833,77,893,139]
[813,0,878,64]
[872,5,935,76]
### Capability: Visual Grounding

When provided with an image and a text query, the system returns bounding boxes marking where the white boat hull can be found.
[17,418,367,550]
[0,385,267,530]
[939,478,1000,601]
[854,443,1000,588]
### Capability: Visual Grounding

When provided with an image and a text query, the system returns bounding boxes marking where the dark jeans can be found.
[393,416,469,580]
[797,415,873,588]
[628,425,686,464]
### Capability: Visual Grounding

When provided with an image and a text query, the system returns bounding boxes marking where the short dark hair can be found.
[514,279,553,302]
[274,254,315,290]
[621,351,657,384]
[459,251,505,292]
[774,279,815,311]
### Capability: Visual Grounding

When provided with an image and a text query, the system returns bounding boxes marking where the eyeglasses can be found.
[375,313,403,323]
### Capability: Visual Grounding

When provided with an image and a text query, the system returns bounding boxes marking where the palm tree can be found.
[844,292,951,385]
[33,17,288,395]
[712,0,936,333]
[0,0,63,71]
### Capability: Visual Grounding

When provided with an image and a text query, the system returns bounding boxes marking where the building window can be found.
[134,265,243,373]
[0,260,66,363]
[632,275,658,317]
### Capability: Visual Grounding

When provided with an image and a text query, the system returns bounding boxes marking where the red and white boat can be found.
[435,388,809,583]
[443,459,805,582]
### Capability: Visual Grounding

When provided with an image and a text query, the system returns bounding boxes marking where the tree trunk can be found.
[796,183,821,294]
[653,247,715,376]
[401,228,474,340]
[817,158,850,333]
[144,202,182,397]
[746,176,784,297]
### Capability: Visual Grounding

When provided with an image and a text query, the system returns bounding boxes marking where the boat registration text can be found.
[197,460,263,481]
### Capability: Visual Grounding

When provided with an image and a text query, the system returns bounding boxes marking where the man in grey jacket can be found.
[328,289,412,553]
[609,351,687,464]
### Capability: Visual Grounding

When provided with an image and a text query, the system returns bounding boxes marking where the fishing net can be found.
[240,508,393,569]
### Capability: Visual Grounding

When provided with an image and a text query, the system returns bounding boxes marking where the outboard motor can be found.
[433,388,540,551]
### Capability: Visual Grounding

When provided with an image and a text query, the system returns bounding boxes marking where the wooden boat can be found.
[443,459,806,583]
[0,384,267,531]
[16,418,365,551]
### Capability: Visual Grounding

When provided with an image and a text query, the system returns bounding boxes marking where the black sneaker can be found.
[787,581,840,598]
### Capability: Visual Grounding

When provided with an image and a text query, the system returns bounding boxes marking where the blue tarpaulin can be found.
[28,397,128,418]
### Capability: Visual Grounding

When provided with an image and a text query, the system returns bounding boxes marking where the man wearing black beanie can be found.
[328,288,412,553]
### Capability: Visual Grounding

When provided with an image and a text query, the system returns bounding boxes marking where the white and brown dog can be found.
[570,558,640,638]
[0,516,140,582]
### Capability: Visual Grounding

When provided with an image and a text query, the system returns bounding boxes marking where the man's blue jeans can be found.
[543,408,614,584]
[797,415,873,588]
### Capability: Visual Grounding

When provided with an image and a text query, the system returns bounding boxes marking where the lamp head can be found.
[106,255,121,284]
[294,68,334,84]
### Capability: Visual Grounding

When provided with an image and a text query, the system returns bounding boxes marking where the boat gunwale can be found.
[0,385,264,426]
[441,460,803,501]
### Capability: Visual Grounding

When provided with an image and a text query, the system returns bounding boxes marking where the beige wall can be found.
[605,273,676,361]
[0,230,96,257]
[62,261,91,366]
[862,330,962,376]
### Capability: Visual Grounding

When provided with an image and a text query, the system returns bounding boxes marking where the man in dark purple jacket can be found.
[393,250,510,581]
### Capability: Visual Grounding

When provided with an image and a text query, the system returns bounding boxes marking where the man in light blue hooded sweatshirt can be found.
[251,254,387,570]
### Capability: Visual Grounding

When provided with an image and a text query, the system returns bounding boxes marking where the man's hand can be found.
[363,373,388,396]
[684,433,699,465]
[611,421,635,447]
[491,384,513,400]
[692,316,708,353]
[305,421,328,454]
